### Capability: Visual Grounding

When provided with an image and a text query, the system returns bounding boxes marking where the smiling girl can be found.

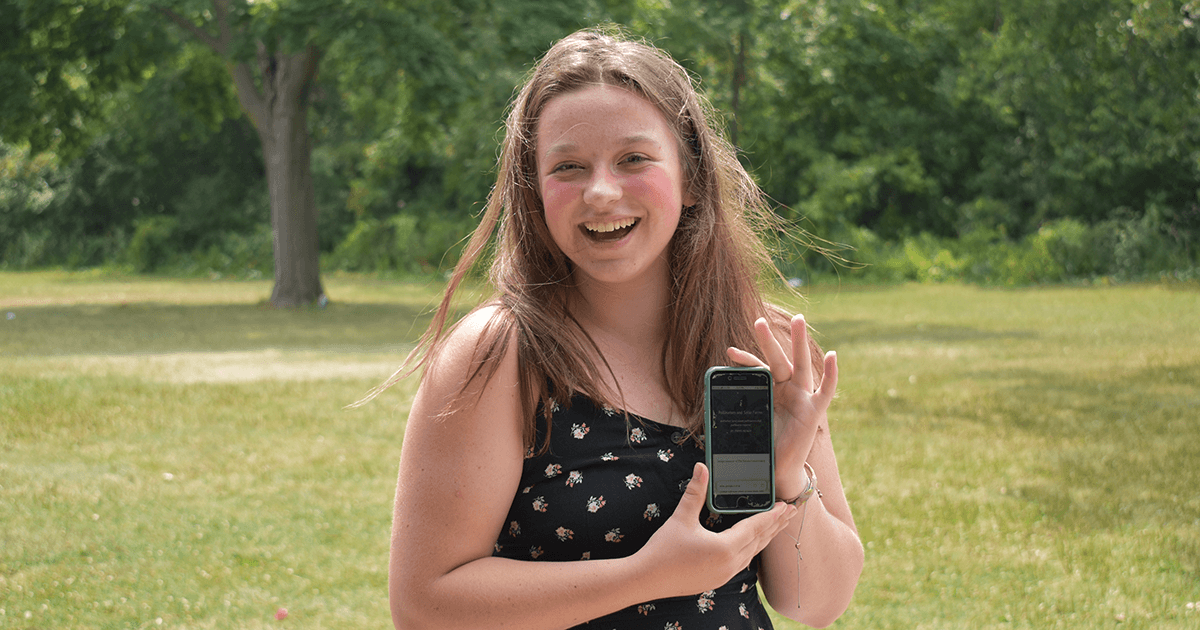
[381,27,863,630]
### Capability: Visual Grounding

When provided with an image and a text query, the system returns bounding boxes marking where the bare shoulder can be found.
[422,303,520,403]
[403,300,523,462]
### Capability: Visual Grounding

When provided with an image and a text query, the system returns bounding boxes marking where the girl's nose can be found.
[582,168,621,208]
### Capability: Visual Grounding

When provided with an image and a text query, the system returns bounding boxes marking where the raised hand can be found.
[725,314,838,496]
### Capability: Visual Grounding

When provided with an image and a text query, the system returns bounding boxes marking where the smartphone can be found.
[703,366,774,513]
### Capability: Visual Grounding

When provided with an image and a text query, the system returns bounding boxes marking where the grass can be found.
[2,272,1198,629]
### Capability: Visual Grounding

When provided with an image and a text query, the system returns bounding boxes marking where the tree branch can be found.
[297,44,321,99]
[154,6,224,54]
[231,61,267,132]
[213,0,233,50]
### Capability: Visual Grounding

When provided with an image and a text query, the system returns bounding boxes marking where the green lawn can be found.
[2,272,1198,629]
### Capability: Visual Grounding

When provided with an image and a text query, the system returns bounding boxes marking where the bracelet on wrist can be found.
[779,461,821,506]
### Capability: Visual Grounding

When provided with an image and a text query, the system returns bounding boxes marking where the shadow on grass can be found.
[974,361,1200,546]
[818,319,1039,345]
[2,301,435,356]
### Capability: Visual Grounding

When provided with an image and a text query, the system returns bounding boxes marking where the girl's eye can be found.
[623,154,648,165]
[551,163,581,173]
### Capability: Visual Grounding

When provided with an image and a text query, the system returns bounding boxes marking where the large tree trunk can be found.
[237,44,325,307]
[158,2,326,308]
[254,50,324,307]
[260,102,323,307]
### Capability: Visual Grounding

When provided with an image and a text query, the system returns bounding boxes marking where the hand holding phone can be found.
[704,366,774,513]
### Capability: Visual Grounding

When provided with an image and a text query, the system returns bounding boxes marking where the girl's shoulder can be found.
[441,301,513,351]
[424,301,520,394]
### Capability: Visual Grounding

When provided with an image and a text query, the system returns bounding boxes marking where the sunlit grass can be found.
[2,273,1198,629]
[780,284,1200,629]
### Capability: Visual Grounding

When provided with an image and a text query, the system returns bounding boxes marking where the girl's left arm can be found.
[727,314,864,627]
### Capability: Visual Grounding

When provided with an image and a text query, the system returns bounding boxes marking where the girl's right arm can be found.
[389,306,796,630]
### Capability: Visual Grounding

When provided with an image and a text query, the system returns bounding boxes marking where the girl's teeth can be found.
[586,218,637,233]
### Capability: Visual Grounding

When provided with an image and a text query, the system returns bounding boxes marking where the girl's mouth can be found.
[581,218,638,242]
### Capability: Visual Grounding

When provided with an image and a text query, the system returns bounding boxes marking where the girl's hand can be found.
[726,314,838,496]
[634,462,795,598]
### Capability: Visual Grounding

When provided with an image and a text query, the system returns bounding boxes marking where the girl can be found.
[383,27,863,630]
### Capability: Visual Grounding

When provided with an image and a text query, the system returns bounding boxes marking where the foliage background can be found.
[2,0,1198,284]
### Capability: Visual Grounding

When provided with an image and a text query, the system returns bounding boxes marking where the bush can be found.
[185,225,275,278]
[325,211,472,274]
[816,211,1199,286]
[124,216,181,272]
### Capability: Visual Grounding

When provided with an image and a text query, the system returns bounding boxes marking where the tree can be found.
[1,0,461,306]
[149,0,329,306]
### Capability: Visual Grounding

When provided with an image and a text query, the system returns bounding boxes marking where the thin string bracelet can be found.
[779,461,822,610]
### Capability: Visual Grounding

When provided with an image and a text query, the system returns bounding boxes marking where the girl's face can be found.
[535,84,694,292]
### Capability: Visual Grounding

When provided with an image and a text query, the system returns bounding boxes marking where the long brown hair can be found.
[363,27,821,450]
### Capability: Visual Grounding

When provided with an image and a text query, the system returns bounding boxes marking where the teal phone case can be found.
[703,365,774,514]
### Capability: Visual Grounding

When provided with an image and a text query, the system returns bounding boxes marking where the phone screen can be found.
[705,367,774,513]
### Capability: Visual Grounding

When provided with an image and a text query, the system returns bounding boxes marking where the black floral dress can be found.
[493,394,775,630]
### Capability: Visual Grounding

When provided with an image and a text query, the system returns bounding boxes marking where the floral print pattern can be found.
[492,395,774,629]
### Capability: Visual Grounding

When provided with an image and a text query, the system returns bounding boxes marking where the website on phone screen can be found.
[711,383,771,495]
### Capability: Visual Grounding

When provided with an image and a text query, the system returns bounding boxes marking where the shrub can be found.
[325,211,472,274]
[124,216,181,272]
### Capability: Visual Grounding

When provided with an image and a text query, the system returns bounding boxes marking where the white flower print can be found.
[530,546,544,559]
[665,622,682,630]
[740,582,752,593]
[602,405,617,416]
[586,495,606,513]
[601,452,619,461]
[571,422,590,439]
[644,503,661,520]
[739,603,750,619]
[508,521,520,537]
[544,463,562,478]
[604,528,623,543]
[706,512,722,528]
[697,590,716,613]
[624,473,643,489]
[566,470,583,487]
[555,526,574,541]
[581,551,591,560]
[657,448,674,462]
[521,486,532,494]
[637,603,655,615]
[547,398,561,413]
[532,496,548,512]
[630,427,647,443]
